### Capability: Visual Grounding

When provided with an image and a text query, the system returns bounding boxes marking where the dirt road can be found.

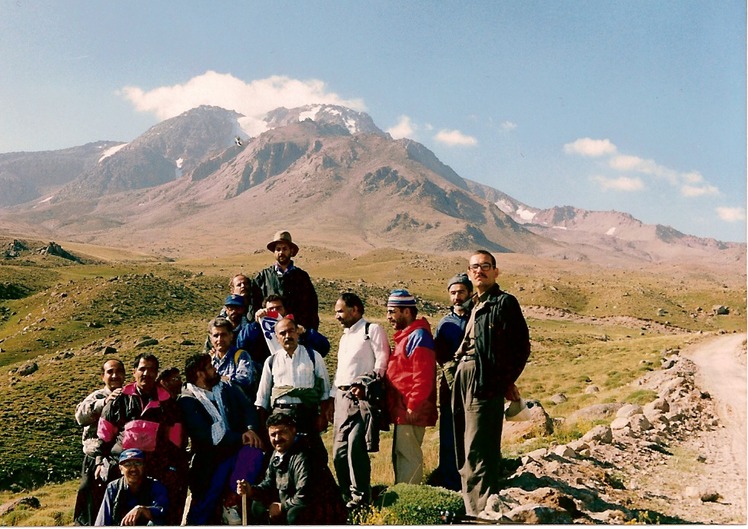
[684,333,747,522]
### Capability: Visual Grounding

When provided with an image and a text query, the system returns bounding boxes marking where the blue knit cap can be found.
[387,289,416,308]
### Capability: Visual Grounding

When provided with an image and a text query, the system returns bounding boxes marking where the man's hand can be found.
[268,502,283,520]
[254,308,268,323]
[350,385,365,400]
[242,429,264,449]
[105,388,122,404]
[504,383,521,402]
[236,479,255,498]
[120,506,150,526]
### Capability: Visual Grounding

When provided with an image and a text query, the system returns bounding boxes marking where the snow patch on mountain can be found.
[98,143,127,163]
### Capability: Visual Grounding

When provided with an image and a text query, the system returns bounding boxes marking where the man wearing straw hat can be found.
[252,230,319,331]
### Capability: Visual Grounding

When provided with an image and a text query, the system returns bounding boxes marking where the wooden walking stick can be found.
[241,491,247,525]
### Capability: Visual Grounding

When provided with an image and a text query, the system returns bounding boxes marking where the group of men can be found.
[73,229,530,525]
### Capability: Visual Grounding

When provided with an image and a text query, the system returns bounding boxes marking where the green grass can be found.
[0,242,744,524]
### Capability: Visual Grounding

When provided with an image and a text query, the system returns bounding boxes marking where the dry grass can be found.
[0,241,745,525]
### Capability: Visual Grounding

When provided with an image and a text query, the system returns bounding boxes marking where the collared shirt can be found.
[333,318,390,391]
[274,261,296,276]
[254,345,331,409]
[457,291,489,359]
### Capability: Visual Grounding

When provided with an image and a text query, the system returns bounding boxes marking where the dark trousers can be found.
[74,455,119,526]
[452,357,504,516]
[435,376,461,490]
[332,392,371,502]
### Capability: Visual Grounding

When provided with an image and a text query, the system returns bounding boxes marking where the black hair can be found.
[339,292,365,315]
[184,353,211,385]
[266,412,297,429]
[132,353,159,370]
[472,249,496,267]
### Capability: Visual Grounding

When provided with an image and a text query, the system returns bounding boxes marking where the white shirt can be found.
[254,344,331,409]
[333,318,390,392]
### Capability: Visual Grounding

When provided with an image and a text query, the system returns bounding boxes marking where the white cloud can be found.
[569,136,725,208]
[118,71,366,137]
[387,115,415,139]
[501,120,517,131]
[591,175,645,192]
[434,129,478,147]
[716,206,746,222]
[681,183,719,197]
[563,137,617,157]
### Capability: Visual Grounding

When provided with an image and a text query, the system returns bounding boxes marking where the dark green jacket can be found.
[471,283,530,398]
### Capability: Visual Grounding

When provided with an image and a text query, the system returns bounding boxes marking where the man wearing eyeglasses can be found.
[451,250,530,519]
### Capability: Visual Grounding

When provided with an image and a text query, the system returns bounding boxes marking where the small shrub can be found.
[367,483,464,525]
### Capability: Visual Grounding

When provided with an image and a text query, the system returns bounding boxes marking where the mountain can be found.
[53,106,244,200]
[466,179,744,262]
[0,104,743,266]
[0,141,122,206]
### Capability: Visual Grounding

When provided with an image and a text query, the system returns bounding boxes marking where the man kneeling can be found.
[95,449,168,526]
[236,413,347,525]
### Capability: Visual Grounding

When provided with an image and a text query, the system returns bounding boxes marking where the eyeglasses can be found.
[468,263,493,271]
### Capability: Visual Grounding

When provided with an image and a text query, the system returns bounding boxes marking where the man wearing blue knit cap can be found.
[384,289,437,485]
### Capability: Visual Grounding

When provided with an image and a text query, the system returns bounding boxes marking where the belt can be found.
[273,403,301,410]
[460,354,476,362]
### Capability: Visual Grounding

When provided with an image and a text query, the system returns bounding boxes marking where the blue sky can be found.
[1,1,745,242]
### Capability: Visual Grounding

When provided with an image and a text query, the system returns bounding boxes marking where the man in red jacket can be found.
[384,289,437,485]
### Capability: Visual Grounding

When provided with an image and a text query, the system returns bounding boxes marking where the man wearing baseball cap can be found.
[431,273,473,491]
[95,448,168,526]
[251,230,319,331]
[384,289,437,485]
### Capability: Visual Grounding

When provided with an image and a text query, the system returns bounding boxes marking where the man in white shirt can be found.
[332,293,390,509]
[254,317,332,460]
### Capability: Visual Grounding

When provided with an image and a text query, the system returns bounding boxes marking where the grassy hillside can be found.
[0,240,744,524]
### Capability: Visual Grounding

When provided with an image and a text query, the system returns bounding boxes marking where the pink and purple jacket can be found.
[97,383,183,457]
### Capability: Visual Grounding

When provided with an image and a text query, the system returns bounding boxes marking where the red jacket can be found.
[385,318,438,427]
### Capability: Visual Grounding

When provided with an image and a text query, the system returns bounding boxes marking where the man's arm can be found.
[120,480,168,526]
[253,355,273,410]
[75,390,107,426]
[282,452,314,511]
[404,330,437,417]
[368,323,391,378]
[498,294,531,389]
[94,482,116,526]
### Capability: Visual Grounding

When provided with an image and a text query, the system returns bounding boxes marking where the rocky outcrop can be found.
[481,348,738,524]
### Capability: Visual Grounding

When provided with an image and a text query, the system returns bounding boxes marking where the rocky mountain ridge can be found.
[0,104,743,265]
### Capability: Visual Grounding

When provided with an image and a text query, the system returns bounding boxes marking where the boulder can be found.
[581,425,613,444]
[0,496,40,516]
[616,404,644,418]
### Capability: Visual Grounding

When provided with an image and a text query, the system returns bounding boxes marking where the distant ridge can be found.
[0,104,743,266]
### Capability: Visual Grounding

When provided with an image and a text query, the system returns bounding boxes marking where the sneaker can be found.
[222,505,242,525]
